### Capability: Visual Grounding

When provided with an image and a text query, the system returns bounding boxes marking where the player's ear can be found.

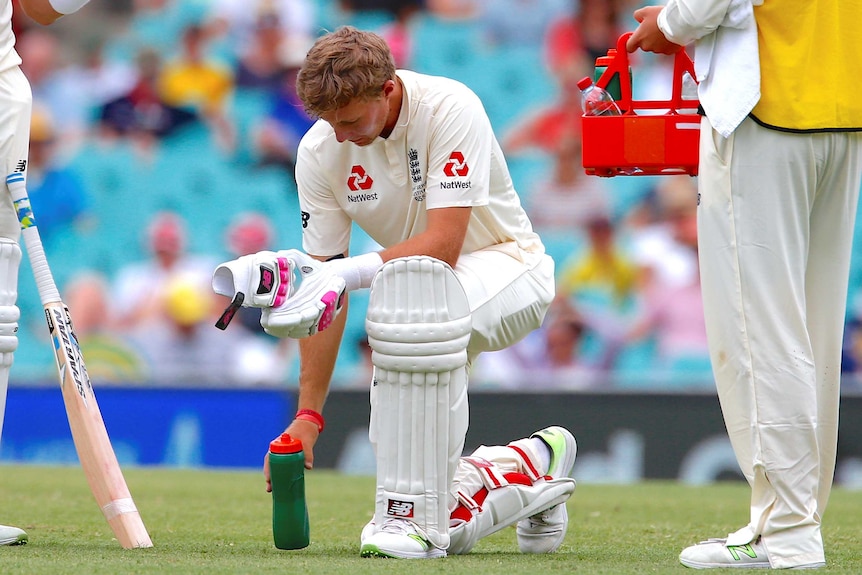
[382,79,397,98]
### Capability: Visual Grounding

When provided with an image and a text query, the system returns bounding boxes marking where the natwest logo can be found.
[347,165,373,191]
[443,151,469,177]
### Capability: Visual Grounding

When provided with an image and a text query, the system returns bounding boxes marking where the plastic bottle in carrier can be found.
[680,71,699,114]
[269,433,310,549]
[594,50,632,104]
[577,77,622,117]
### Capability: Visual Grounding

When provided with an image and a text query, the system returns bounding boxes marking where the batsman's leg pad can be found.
[366,256,472,550]
[447,446,577,555]
[0,239,21,436]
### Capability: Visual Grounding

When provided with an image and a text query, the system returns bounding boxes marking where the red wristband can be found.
[295,409,325,433]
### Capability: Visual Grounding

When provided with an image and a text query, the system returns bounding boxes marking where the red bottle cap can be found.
[577,76,594,91]
[270,433,303,454]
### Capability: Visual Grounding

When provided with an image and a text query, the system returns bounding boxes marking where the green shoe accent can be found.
[359,519,447,559]
[0,526,28,546]
[360,544,395,558]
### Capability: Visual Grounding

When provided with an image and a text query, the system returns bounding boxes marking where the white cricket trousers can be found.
[697,115,862,568]
[452,246,555,364]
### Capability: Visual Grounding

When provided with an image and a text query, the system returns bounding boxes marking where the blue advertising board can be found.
[4,387,861,489]
[0,387,295,468]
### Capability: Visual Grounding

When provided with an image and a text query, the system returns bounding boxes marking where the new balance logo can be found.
[728,544,758,561]
[387,499,414,518]
[257,266,275,294]
[14,160,26,173]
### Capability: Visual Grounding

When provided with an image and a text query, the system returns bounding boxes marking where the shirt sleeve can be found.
[424,88,491,210]
[295,138,353,257]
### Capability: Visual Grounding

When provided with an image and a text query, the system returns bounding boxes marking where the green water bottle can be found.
[594,51,622,101]
[594,50,632,111]
[269,433,310,549]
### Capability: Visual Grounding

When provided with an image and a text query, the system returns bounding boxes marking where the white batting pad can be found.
[366,256,472,550]
[448,474,576,555]
[446,441,575,555]
[0,239,21,439]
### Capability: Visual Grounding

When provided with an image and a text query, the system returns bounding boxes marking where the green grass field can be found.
[0,465,859,574]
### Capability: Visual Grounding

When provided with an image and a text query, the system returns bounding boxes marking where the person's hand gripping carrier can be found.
[212,249,346,338]
[581,32,701,177]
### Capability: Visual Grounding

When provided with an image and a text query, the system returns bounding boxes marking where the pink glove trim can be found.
[273,256,290,307]
[317,290,341,331]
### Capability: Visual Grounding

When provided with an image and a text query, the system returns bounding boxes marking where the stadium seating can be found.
[34,2,862,392]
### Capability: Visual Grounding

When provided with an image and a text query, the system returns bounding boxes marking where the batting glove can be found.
[212,250,294,329]
[212,249,346,338]
[260,251,346,338]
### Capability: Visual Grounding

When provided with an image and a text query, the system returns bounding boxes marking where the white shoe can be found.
[516,426,577,553]
[0,525,28,546]
[516,503,568,554]
[359,518,446,559]
[680,537,827,570]
[359,519,375,546]
[680,538,770,569]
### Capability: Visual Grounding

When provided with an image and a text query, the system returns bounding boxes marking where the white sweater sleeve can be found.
[657,0,735,45]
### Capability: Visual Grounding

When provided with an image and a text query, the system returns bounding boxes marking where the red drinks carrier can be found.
[581,33,701,177]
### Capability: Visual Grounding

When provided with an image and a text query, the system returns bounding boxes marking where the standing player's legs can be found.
[0,56,33,546]
[806,132,861,517]
[694,118,859,568]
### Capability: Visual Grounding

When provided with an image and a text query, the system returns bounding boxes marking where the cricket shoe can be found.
[360,519,375,546]
[516,426,577,553]
[679,538,770,569]
[0,525,28,546]
[680,537,827,570]
[360,518,446,559]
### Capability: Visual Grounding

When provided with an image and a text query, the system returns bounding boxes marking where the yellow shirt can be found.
[159,60,233,113]
[558,250,638,307]
[752,0,862,131]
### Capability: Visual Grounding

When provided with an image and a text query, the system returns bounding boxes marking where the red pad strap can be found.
[450,471,533,523]
[508,444,542,481]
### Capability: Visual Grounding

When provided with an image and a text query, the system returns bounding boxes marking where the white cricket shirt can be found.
[295,70,545,262]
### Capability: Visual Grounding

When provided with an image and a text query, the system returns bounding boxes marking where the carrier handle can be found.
[594,32,698,115]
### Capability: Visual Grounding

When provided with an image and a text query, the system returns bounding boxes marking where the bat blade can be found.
[45,302,153,549]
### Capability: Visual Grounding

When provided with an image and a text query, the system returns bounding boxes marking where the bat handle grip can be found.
[6,174,62,304]
[21,227,61,304]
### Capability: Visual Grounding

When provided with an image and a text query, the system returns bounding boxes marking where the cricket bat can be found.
[6,172,153,549]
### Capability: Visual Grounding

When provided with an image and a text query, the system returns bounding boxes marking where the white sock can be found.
[530,437,552,474]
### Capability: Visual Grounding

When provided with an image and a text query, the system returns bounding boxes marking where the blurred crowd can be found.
[10,0,862,393]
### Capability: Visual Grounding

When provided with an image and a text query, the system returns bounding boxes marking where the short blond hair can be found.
[296,26,396,117]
